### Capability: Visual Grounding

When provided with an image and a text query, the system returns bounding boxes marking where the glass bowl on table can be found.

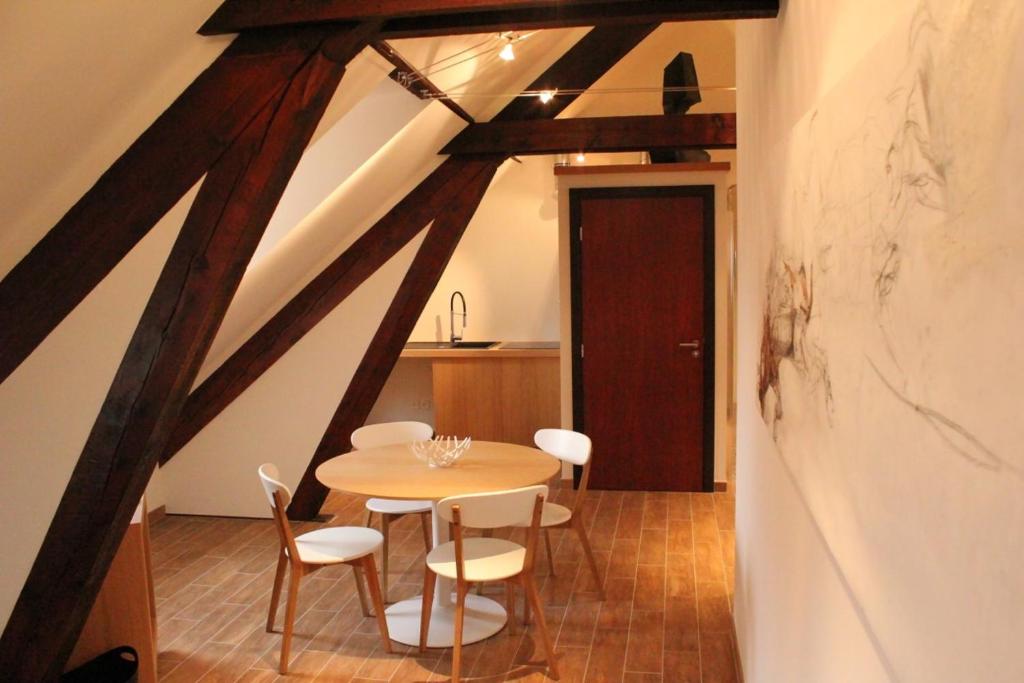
[410,435,471,468]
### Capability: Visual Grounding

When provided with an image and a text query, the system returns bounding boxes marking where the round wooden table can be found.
[316,440,559,648]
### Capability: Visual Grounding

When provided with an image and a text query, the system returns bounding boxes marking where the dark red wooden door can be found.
[575,188,712,491]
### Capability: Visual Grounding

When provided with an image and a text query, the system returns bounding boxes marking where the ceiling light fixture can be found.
[576,152,586,163]
[538,89,555,103]
[498,32,519,61]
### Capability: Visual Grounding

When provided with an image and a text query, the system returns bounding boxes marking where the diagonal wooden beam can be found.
[0,27,346,386]
[164,23,655,469]
[288,159,501,520]
[199,0,780,38]
[442,113,737,155]
[161,156,499,461]
[371,40,475,124]
[492,23,657,121]
[0,26,372,680]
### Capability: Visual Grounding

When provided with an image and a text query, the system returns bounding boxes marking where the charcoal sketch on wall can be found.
[754,1,1024,680]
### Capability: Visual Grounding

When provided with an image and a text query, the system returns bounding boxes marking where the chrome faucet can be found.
[450,291,466,344]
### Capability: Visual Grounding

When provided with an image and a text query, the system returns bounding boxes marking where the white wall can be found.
[197,102,467,380]
[160,232,427,518]
[0,0,226,279]
[734,1,1024,681]
[250,76,426,263]
[409,155,562,343]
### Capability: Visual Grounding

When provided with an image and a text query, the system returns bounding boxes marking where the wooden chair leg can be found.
[353,562,371,617]
[419,566,436,652]
[279,566,302,674]
[524,575,559,680]
[419,512,432,551]
[266,549,287,632]
[361,555,393,653]
[505,581,516,636]
[575,520,605,600]
[543,528,556,576]
[452,581,468,683]
[475,528,495,596]
[381,513,391,603]
[366,509,374,527]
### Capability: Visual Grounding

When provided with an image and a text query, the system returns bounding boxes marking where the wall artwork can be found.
[755,1,1024,680]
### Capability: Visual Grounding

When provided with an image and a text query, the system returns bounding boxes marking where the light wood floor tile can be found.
[151,485,737,682]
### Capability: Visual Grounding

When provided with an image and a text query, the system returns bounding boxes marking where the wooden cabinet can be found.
[67,502,158,682]
[399,345,560,446]
[433,356,559,446]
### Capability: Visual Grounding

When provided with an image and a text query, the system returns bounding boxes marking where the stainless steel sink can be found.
[404,341,453,349]
[452,340,498,348]
[404,340,498,349]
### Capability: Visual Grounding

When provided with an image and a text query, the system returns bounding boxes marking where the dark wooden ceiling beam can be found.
[371,40,475,124]
[442,113,737,155]
[493,23,657,121]
[0,27,348,386]
[200,0,779,37]
[205,0,629,29]
[288,159,501,520]
[0,26,369,678]
[161,156,500,462]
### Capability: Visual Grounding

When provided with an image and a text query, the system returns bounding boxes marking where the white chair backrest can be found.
[535,429,591,466]
[351,421,434,450]
[258,463,292,509]
[436,485,548,529]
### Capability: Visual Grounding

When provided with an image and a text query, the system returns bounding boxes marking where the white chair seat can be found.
[426,537,526,582]
[291,526,383,565]
[365,497,431,515]
[514,501,572,528]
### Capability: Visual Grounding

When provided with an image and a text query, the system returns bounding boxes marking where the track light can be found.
[538,90,555,103]
[499,41,515,61]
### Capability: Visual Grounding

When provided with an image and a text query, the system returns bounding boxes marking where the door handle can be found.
[678,339,701,358]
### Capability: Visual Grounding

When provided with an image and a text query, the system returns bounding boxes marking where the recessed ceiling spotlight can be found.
[538,90,555,103]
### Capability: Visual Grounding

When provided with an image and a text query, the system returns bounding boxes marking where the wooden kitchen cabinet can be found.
[425,353,559,447]
[66,501,157,682]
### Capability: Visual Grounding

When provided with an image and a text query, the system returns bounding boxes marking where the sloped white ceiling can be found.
[389,28,589,120]
[249,74,428,264]
[0,0,228,278]
[560,21,737,118]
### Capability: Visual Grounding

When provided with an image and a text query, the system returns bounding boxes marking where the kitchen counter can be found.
[399,342,561,445]
[400,341,559,359]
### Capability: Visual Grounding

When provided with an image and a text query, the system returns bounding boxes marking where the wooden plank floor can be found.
[151,483,737,682]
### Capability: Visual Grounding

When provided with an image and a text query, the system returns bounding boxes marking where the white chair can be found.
[419,485,559,682]
[527,429,605,600]
[258,464,391,674]
[352,420,435,603]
